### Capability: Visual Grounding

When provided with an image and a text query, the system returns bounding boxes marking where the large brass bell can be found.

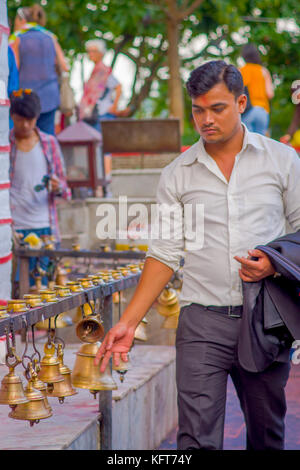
[0,353,29,407]
[76,314,104,343]
[30,361,52,412]
[46,344,77,403]
[134,317,148,341]
[37,342,64,391]
[71,342,117,398]
[9,372,52,426]
[156,286,180,329]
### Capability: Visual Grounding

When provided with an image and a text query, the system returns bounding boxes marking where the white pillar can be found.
[0,1,12,361]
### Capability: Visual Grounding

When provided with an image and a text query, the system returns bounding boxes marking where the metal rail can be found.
[14,247,145,298]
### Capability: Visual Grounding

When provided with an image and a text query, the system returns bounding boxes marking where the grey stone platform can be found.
[0,344,177,450]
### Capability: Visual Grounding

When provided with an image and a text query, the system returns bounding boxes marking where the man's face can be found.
[86,47,103,64]
[191,82,247,144]
[11,114,37,138]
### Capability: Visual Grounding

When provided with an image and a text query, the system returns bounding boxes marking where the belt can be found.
[203,305,243,318]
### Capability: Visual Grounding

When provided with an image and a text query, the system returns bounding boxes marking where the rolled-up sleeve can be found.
[146,167,184,272]
[283,149,300,230]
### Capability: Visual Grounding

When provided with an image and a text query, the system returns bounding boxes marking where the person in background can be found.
[280,82,300,145]
[9,4,68,135]
[239,43,274,135]
[79,39,122,132]
[8,45,19,129]
[9,89,71,286]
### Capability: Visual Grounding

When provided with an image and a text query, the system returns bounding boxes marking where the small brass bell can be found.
[23,294,43,308]
[39,289,58,303]
[76,315,104,343]
[9,376,52,426]
[37,342,64,390]
[71,342,117,398]
[72,242,80,251]
[78,278,94,289]
[88,275,105,286]
[0,355,29,407]
[46,344,77,403]
[55,266,68,286]
[7,299,28,314]
[0,306,9,318]
[134,317,148,342]
[112,355,131,382]
[66,281,84,293]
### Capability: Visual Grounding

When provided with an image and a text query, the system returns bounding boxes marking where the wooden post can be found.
[98,294,113,450]
[18,256,30,298]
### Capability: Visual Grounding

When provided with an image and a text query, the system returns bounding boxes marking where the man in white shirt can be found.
[95,61,300,449]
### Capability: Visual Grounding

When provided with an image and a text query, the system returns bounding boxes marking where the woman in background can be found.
[9,4,68,135]
[240,44,274,135]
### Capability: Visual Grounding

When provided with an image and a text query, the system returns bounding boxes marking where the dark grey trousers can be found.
[176,303,291,450]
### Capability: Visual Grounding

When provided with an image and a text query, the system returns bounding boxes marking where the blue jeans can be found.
[15,227,52,286]
[242,106,269,135]
[88,113,116,133]
[37,109,57,136]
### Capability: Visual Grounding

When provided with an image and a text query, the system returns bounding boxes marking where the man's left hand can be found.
[234,249,275,282]
[50,175,60,193]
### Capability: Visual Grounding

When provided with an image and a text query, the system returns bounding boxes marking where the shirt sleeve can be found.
[146,168,184,272]
[283,148,300,230]
[50,136,71,201]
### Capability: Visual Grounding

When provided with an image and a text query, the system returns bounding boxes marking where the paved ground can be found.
[158,363,300,450]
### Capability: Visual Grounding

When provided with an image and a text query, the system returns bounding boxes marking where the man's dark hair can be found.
[10,89,41,119]
[186,60,244,99]
[241,44,262,65]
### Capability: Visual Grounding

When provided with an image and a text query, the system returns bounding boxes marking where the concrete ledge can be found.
[111,169,162,198]
[0,344,177,450]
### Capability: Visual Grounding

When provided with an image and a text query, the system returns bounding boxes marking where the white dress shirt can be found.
[146,125,300,307]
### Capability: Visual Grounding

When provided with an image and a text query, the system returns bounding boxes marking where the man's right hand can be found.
[94,321,136,373]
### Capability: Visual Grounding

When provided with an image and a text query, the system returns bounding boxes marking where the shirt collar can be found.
[180,123,264,166]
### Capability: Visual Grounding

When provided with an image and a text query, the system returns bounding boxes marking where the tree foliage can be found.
[7,0,300,140]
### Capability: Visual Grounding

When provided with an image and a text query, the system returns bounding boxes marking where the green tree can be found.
[8,0,300,139]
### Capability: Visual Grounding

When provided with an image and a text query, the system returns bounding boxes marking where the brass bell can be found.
[55,285,71,297]
[88,275,105,286]
[7,299,28,313]
[76,315,104,343]
[162,314,179,329]
[55,266,68,286]
[71,342,117,398]
[0,354,29,407]
[46,344,77,403]
[74,299,95,323]
[156,287,180,318]
[66,281,84,293]
[39,289,58,303]
[9,376,52,426]
[0,306,9,318]
[29,362,52,412]
[78,278,94,289]
[134,317,148,342]
[23,294,43,308]
[37,342,64,389]
[72,242,80,251]
[112,355,131,382]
